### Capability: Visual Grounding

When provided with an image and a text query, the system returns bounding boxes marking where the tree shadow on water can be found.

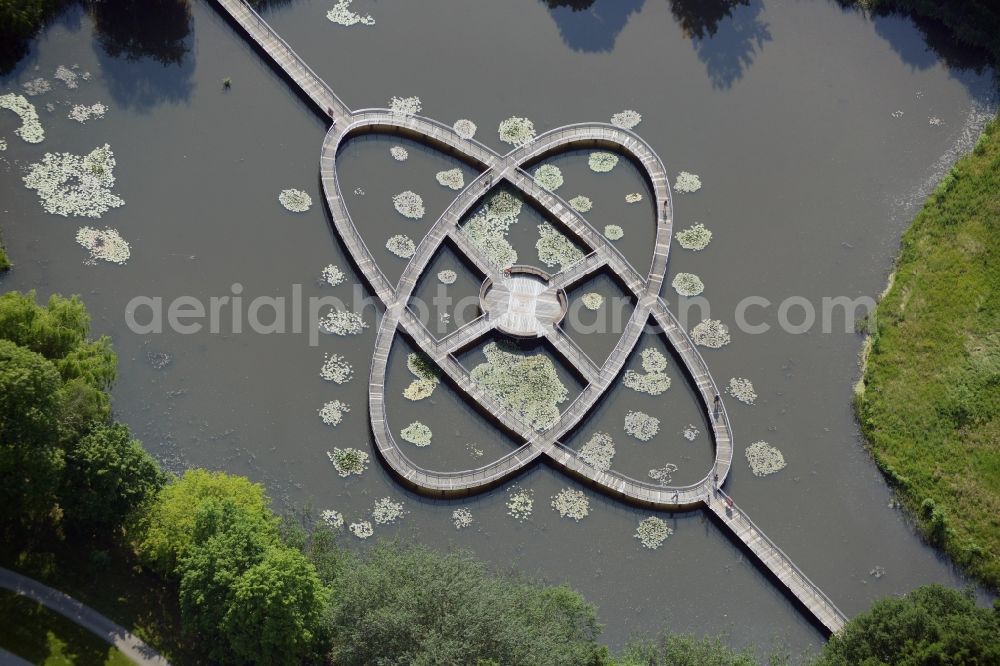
[538,0,770,88]
[669,0,771,89]
[89,0,194,111]
[541,0,646,53]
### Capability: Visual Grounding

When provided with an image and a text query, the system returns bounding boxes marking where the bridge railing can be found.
[514,166,649,290]
[349,108,500,167]
[218,0,348,113]
[375,411,537,487]
[321,132,393,300]
[548,324,601,380]
[647,301,735,481]
[549,439,713,502]
[717,489,847,625]
[520,122,675,227]
[437,313,489,349]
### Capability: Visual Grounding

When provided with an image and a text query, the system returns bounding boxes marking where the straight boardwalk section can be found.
[212,0,350,121]
[705,494,848,634]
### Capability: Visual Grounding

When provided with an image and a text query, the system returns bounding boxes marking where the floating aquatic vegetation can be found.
[318,399,350,427]
[327,0,374,26]
[372,497,405,524]
[464,217,517,267]
[435,168,464,190]
[320,353,353,383]
[674,171,701,193]
[610,109,642,129]
[928,116,943,126]
[890,110,903,119]
[400,421,432,446]
[635,517,673,549]
[353,187,365,196]
[641,347,667,373]
[536,222,584,271]
[146,352,171,370]
[403,350,439,402]
[588,151,618,173]
[726,377,757,405]
[625,410,660,441]
[604,224,624,241]
[675,222,712,250]
[279,188,312,212]
[870,565,886,579]
[24,145,125,217]
[321,509,344,529]
[506,487,534,522]
[672,272,704,297]
[22,78,51,96]
[392,190,425,219]
[470,342,568,432]
[498,116,535,147]
[648,463,678,486]
[54,65,78,89]
[683,424,699,441]
[623,347,670,395]
[623,370,671,396]
[390,145,408,161]
[327,447,369,477]
[407,352,439,381]
[453,118,477,139]
[386,234,416,258]
[578,432,615,471]
[625,192,643,203]
[569,195,592,213]
[462,191,522,268]
[0,94,44,143]
[0,138,6,151]
[44,102,54,113]
[437,269,457,284]
[745,440,786,477]
[466,442,484,457]
[321,263,345,286]
[452,508,473,529]
[483,190,522,220]
[551,488,590,521]
[389,95,421,115]
[402,379,435,401]
[319,309,367,335]
[532,164,564,191]
[690,319,731,348]
[68,102,106,123]
[349,520,374,539]
[581,292,604,311]
[75,227,130,265]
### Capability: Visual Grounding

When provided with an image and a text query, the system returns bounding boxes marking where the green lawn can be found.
[0,539,193,665]
[0,591,134,665]
[856,116,999,589]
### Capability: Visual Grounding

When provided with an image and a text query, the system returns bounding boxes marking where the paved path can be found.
[0,567,170,666]
[210,0,847,635]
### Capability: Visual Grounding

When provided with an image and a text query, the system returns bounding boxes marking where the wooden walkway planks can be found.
[706,493,847,634]
[213,0,350,121]
[209,0,848,635]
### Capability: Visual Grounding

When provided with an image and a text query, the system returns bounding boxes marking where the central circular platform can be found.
[479,266,568,338]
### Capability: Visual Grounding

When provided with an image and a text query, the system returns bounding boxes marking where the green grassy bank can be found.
[855,117,999,588]
[0,591,133,665]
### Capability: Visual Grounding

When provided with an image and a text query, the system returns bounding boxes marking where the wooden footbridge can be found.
[211,0,848,634]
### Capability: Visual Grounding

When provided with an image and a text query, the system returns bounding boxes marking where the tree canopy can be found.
[324,541,608,666]
[816,585,1000,666]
